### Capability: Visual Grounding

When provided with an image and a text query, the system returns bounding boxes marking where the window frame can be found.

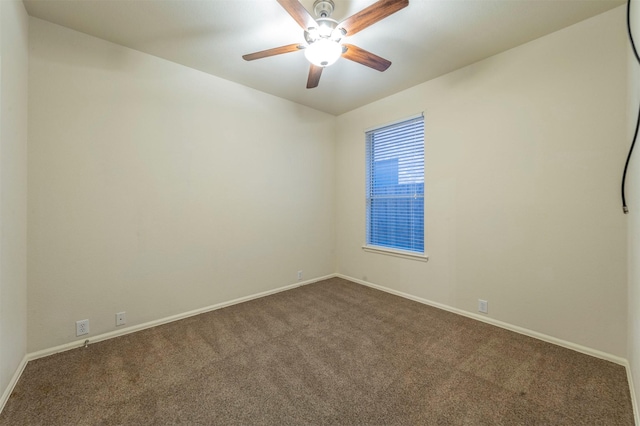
[363,113,428,262]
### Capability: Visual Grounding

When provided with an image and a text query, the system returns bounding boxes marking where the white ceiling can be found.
[23,0,624,115]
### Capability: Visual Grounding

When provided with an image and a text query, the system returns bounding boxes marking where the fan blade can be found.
[277,0,317,30]
[242,43,303,61]
[342,44,391,72]
[307,64,323,89]
[339,0,408,37]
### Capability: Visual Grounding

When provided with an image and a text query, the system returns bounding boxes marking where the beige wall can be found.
[0,0,29,401]
[627,0,640,415]
[24,3,631,365]
[335,7,628,357]
[27,18,336,352]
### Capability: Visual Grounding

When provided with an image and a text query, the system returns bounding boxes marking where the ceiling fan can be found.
[242,0,409,89]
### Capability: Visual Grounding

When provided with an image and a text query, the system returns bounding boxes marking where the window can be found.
[365,114,425,256]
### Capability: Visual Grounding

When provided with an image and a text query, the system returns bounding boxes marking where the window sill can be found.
[362,245,429,262]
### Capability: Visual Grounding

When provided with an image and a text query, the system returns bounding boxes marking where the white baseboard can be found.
[9,272,635,421]
[343,273,639,422]
[336,273,627,366]
[27,274,335,362]
[624,359,640,426]
[0,355,28,414]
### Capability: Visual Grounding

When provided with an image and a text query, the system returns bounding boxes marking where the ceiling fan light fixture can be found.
[316,17,337,38]
[306,27,320,42]
[243,0,408,88]
[304,39,342,67]
[305,18,340,43]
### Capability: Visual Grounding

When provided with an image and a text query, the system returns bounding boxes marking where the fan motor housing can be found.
[304,17,340,44]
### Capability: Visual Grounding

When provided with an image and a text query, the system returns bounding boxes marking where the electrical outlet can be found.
[116,311,126,326]
[297,270,303,281]
[76,319,90,336]
[478,299,488,314]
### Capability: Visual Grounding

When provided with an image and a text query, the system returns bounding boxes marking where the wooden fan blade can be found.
[242,43,303,61]
[307,64,323,89]
[342,44,391,72]
[339,0,408,37]
[276,0,317,30]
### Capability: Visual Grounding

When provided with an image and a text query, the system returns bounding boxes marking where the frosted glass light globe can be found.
[304,39,342,67]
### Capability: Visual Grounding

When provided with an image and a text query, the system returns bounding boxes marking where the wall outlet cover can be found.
[116,311,126,326]
[76,319,89,336]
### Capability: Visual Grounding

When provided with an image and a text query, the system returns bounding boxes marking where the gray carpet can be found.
[0,277,634,425]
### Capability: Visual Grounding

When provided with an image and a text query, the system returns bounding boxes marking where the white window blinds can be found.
[366,115,425,254]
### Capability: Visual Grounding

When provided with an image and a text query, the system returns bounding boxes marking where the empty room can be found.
[1,0,640,423]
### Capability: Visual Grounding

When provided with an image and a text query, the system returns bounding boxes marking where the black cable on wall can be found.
[623,0,640,214]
